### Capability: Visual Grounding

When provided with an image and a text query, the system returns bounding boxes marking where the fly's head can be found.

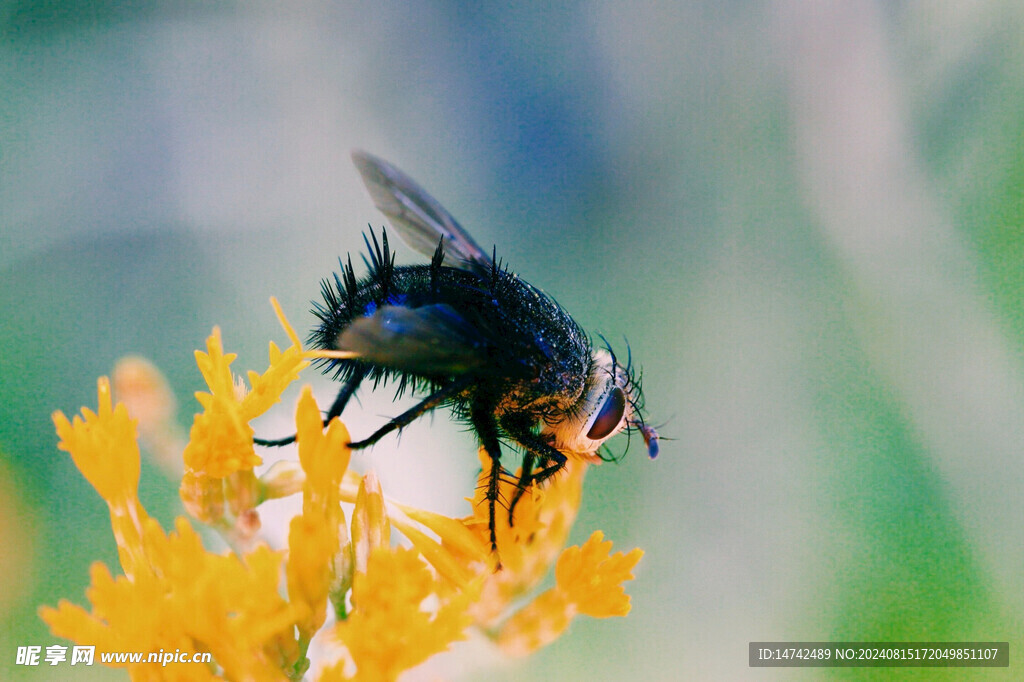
[542,347,659,460]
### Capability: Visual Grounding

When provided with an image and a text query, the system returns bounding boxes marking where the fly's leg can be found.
[507,450,536,526]
[253,366,368,447]
[252,434,298,447]
[347,377,472,449]
[324,365,369,423]
[501,417,568,526]
[470,399,504,556]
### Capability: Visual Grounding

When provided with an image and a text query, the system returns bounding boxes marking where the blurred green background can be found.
[2,2,1023,680]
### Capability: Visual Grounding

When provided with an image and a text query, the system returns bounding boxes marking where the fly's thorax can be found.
[541,349,633,457]
[492,380,571,420]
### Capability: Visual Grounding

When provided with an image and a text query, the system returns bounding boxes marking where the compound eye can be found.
[586,386,626,440]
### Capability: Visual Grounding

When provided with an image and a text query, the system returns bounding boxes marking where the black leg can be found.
[325,365,368,422]
[500,416,568,524]
[252,434,298,447]
[507,449,535,526]
[253,366,367,447]
[347,377,472,449]
[471,399,503,555]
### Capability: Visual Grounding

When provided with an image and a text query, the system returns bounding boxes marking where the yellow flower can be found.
[323,546,476,682]
[181,303,308,542]
[113,355,186,477]
[556,531,643,618]
[41,300,645,679]
[310,466,480,681]
[286,386,352,639]
[496,531,644,656]
[431,450,644,656]
[42,517,305,681]
[42,375,307,680]
[183,325,306,478]
[53,376,140,509]
[52,377,150,576]
[328,448,644,661]
[456,450,589,627]
[350,471,390,576]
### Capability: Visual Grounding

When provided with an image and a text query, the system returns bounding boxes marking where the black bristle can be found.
[430,237,444,292]
[344,255,358,303]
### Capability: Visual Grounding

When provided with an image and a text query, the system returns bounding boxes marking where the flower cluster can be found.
[40,300,644,680]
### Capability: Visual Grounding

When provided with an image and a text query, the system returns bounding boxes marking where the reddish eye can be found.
[586,386,626,440]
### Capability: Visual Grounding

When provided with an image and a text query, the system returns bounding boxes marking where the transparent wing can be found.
[351,150,492,271]
[337,304,488,375]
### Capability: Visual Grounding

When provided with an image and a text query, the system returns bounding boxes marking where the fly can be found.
[255,150,659,552]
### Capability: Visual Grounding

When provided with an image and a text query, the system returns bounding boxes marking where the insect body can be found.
[257,151,658,552]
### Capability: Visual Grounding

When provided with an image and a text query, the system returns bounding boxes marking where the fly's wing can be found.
[351,150,493,272]
[337,303,488,375]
